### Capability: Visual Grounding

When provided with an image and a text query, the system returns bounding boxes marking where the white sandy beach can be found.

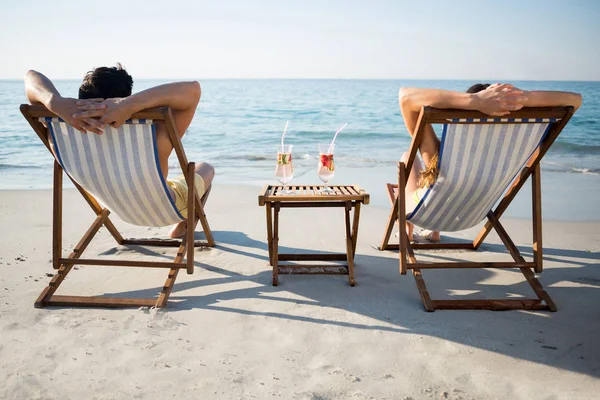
[1,184,599,400]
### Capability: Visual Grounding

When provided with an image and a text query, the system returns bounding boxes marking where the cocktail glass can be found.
[317,143,335,193]
[275,144,294,194]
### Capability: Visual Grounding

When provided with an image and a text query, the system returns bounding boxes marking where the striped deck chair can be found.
[380,106,575,312]
[20,104,215,308]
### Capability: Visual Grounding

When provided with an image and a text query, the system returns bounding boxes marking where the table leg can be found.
[344,201,356,286]
[272,202,280,286]
[351,202,361,260]
[266,203,273,266]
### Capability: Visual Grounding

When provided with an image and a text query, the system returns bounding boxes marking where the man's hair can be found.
[466,83,491,94]
[78,63,133,99]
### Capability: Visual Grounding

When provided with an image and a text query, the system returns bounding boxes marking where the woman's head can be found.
[466,83,491,94]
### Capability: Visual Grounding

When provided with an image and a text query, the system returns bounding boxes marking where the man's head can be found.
[78,63,133,99]
[466,83,491,94]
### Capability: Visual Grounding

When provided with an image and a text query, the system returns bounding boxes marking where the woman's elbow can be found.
[398,87,416,111]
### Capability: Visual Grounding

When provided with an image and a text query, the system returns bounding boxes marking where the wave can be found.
[0,163,39,170]
[572,119,598,126]
[204,155,600,176]
[551,141,600,155]
[542,161,600,175]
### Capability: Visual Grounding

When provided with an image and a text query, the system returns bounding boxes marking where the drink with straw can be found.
[275,121,293,194]
[317,123,347,193]
[317,144,335,193]
[275,144,294,193]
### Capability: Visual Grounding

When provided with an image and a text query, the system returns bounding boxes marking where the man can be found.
[24,64,213,238]
[397,83,582,241]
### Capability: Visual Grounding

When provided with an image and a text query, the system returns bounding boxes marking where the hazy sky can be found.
[1,0,598,80]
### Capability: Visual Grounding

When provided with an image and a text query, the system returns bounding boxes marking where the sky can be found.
[1,0,599,80]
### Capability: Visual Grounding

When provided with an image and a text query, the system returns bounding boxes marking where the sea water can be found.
[1,79,598,219]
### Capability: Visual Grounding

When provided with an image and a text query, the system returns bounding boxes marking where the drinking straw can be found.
[281,121,289,148]
[328,123,347,153]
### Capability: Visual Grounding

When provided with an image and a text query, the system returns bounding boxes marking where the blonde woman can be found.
[398,83,582,241]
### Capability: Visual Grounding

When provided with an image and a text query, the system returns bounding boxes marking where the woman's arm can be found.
[399,84,527,131]
[398,84,527,165]
[24,70,104,133]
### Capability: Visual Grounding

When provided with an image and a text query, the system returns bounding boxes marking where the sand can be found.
[1,184,599,400]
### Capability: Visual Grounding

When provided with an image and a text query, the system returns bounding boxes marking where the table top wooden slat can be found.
[258,185,370,205]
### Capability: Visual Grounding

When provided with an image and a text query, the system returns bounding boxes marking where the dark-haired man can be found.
[24,66,214,238]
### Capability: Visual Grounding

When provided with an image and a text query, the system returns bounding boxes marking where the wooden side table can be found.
[258,185,370,286]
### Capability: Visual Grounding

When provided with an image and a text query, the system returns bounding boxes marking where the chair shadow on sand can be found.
[95,229,600,378]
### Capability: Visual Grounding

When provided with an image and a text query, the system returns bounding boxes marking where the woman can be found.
[398,83,582,242]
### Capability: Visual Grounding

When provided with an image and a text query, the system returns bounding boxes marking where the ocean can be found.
[1,79,598,219]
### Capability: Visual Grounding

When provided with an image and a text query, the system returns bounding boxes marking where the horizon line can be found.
[1,77,599,82]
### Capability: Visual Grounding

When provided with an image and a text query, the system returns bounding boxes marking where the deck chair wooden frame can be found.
[379,106,575,312]
[20,104,215,308]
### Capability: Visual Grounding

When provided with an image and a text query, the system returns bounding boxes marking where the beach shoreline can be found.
[1,184,599,399]
[3,163,598,221]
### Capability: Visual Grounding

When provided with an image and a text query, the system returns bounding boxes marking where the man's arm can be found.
[521,90,582,110]
[24,70,104,134]
[74,81,201,137]
[74,81,201,178]
[122,81,201,138]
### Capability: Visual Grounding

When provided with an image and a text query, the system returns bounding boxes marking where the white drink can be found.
[317,153,335,184]
[275,152,294,186]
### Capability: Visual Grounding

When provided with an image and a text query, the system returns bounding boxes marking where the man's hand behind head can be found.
[74,97,132,129]
[50,97,105,134]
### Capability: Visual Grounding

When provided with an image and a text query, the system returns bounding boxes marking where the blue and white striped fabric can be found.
[407,118,555,232]
[43,117,184,227]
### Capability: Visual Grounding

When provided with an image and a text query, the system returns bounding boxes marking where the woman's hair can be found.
[417,153,439,188]
[416,83,491,188]
[466,83,491,94]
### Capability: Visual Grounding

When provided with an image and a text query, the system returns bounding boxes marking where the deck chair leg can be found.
[70,179,124,245]
[520,267,556,311]
[379,183,399,251]
[156,268,179,308]
[195,197,215,247]
[156,231,193,308]
[186,162,195,274]
[53,161,63,270]
[404,212,555,312]
[412,269,434,312]
[35,211,106,308]
[379,196,398,251]
[488,211,556,311]
[398,162,408,275]
[35,264,75,308]
[532,164,543,273]
[406,212,555,312]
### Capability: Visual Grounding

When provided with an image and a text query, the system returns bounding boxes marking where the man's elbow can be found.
[572,93,582,111]
[188,80,201,105]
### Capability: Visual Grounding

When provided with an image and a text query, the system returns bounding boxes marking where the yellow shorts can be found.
[167,174,206,219]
